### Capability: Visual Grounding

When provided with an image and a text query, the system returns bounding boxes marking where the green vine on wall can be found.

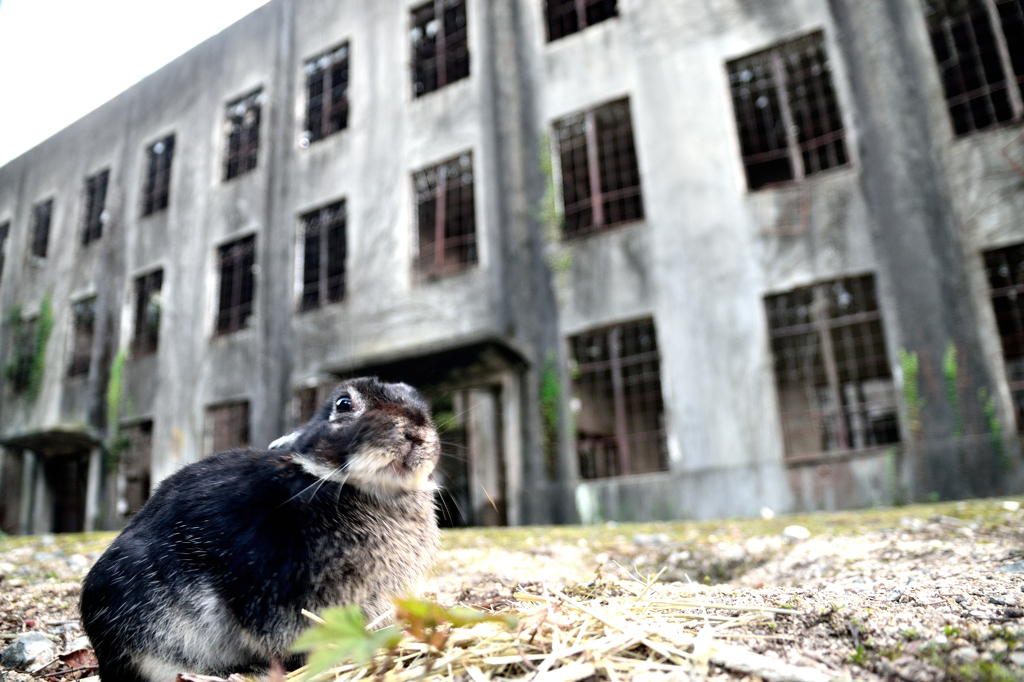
[3,295,54,402]
[943,342,962,439]
[979,388,1008,473]
[540,351,561,480]
[538,132,573,296]
[104,347,131,473]
[898,348,924,434]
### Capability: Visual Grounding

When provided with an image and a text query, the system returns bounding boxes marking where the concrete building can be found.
[1,0,1022,534]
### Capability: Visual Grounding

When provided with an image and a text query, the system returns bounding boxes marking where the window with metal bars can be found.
[224,91,262,180]
[82,170,108,246]
[31,199,52,259]
[411,0,470,97]
[142,136,174,216]
[569,318,667,479]
[204,401,250,455]
[726,31,850,191]
[765,275,900,460]
[133,270,162,356]
[292,383,334,427]
[299,201,346,311]
[68,297,96,377]
[546,0,617,42]
[121,420,152,515]
[414,153,477,277]
[302,44,349,146]
[983,243,1024,430]
[0,221,9,282]
[216,235,256,335]
[553,99,644,239]
[923,0,1024,135]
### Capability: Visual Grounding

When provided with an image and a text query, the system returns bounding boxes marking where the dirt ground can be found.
[2,497,1023,682]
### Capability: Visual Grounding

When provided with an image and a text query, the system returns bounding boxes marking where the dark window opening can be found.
[414,153,477,277]
[68,297,96,377]
[570,318,667,479]
[983,243,1024,430]
[411,0,470,97]
[554,98,644,238]
[765,275,900,459]
[293,383,335,427]
[204,401,250,455]
[133,270,163,356]
[299,201,346,311]
[82,169,108,246]
[46,453,89,533]
[727,31,850,191]
[0,221,9,283]
[6,316,37,394]
[224,91,262,180]
[142,135,174,216]
[923,0,1024,136]
[122,420,153,515]
[303,43,349,145]
[546,0,617,42]
[31,199,52,258]
[216,235,256,335]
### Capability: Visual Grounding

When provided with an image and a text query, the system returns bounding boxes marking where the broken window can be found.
[569,318,667,479]
[411,0,470,97]
[553,98,644,238]
[923,0,1024,135]
[727,31,850,191]
[68,297,96,377]
[224,91,262,180]
[414,153,477,277]
[204,401,250,455]
[0,221,9,282]
[299,201,346,311]
[765,275,900,459]
[82,169,108,246]
[216,235,256,335]
[546,0,617,42]
[142,135,174,216]
[983,243,1024,429]
[121,420,153,515]
[303,43,349,145]
[133,270,163,356]
[31,199,52,258]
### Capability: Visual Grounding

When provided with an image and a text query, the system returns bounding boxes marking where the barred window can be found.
[303,43,349,146]
[0,221,9,282]
[292,383,335,427]
[133,270,163,356]
[727,31,850,191]
[82,170,108,246]
[765,275,899,459]
[923,0,1024,135]
[983,243,1024,430]
[224,91,262,180]
[411,0,470,97]
[7,316,37,393]
[68,297,96,377]
[546,0,617,42]
[204,401,250,455]
[121,420,153,515]
[569,318,667,479]
[553,98,644,239]
[31,199,52,258]
[142,136,174,216]
[216,235,256,335]
[414,153,476,277]
[299,201,346,311]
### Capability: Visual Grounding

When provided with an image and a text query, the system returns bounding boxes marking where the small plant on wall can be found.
[3,295,54,401]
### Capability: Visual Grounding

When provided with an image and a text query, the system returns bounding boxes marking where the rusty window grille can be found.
[765,275,899,460]
[569,318,667,479]
[142,135,174,216]
[546,0,617,42]
[82,170,108,246]
[204,401,250,455]
[133,270,163,356]
[414,153,477,277]
[31,199,52,259]
[411,0,470,97]
[553,99,644,239]
[121,420,152,515]
[303,43,349,146]
[0,221,9,282]
[727,31,850,191]
[224,91,262,180]
[982,243,1024,430]
[923,0,1024,135]
[216,235,256,335]
[299,201,346,311]
[68,297,96,377]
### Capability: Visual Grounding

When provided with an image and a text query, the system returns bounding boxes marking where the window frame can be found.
[203,401,250,455]
[68,296,97,378]
[545,0,618,42]
[302,43,350,146]
[298,201,347,311]
[983,242,1024,431]
[142,135,174,217]
[410,0,470,98]
[413,152,478,279]
[215,235,257,336]
[30,199,53,259]
[82,169,109,246]
[133,269,163,357]
[224,90,263,181]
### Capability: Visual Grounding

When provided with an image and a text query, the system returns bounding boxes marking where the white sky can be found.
[0,0,272,167]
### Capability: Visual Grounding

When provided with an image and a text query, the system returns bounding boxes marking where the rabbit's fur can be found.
[81,378,440,682]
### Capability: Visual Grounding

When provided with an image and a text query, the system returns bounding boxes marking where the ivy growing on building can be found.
[4,295,54,401]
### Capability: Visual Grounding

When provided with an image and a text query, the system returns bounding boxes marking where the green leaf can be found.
[290,606,401,680]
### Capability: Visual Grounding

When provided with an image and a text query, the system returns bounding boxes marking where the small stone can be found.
[631,533,669,546]
[1002,501,1020,511]
[0,633,57,671]
[0,561,16,575]
[1011,651,1024,666]
[951,646,979,664]
[39,534,56,546]
[931,634,948,646]
[1006,607,1024,618]
[67,554,89,571]
[955,595,967,603]
[782,525,811,540]
[888,587,904,602]
[996,561,1024,574]
[64,636,91,653]
[991,639,1009,655]
[760,507,775,519]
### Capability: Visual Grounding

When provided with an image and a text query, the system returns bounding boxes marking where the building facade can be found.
[0,0,1022,534]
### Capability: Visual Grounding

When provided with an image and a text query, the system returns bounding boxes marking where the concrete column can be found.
[32,456,49,535]
[18,450,35,535]
[467,388,503,526]
[84,446,103,532]
[501,372,522,526]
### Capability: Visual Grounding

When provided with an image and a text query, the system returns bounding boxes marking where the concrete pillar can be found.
[467,388,503,526]
[501,372,522,526]
[32,455,49,534]
[84,446,103,532]
[18,450,35,535]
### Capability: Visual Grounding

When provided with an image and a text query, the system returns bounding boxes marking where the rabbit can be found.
[80,377,440,682]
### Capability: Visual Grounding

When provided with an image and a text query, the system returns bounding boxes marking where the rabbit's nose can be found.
[404,426,424,446]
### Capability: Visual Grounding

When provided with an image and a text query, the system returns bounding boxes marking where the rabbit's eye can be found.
[335,396,353,413]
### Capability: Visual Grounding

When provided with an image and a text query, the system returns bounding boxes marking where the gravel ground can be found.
[2,498,1024,682]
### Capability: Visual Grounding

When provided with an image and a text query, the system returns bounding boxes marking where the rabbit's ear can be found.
[269,430,303,451]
